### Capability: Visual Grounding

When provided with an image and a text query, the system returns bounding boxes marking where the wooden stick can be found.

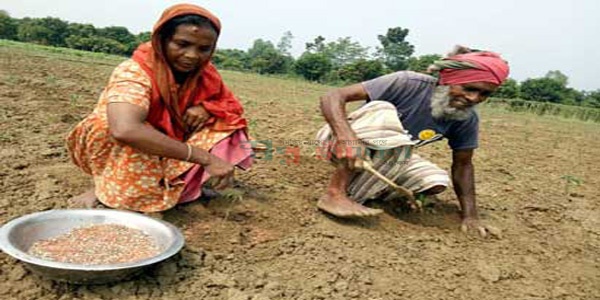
[357,160,415,202]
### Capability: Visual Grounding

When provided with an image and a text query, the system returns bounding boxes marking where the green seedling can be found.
[560,175,582,196]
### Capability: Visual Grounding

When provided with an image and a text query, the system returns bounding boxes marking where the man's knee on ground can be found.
[422,185,446,195]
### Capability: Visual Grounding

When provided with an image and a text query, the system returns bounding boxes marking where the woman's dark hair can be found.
[159,14,219,40]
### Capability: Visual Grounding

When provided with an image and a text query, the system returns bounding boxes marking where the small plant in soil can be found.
[560,175,582,196]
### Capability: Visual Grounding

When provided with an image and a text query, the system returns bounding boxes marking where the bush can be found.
[337,59,385,82]
[65,35,126,55]
[0,13,18,40]
[294,52,332,82]
[213,49,250,71]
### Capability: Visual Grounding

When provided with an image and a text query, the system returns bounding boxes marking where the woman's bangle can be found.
[185,143,193,162]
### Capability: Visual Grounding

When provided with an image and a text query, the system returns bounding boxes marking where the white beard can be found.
[430,85,474,121]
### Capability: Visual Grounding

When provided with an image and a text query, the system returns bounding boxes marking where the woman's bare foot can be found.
[144,212,164,220]
[317,193,383,218]
[68,188,98,208]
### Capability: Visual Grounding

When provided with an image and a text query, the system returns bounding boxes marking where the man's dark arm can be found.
[451,149,478,220]
[319,84,370,169]
[319,84,370,141]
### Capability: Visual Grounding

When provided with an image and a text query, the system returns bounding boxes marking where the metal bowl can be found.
[0,209,184,284]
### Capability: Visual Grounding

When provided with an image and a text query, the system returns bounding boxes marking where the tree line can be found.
[0,11,149,55]
[213,28,438,84]
[0,11,598,108]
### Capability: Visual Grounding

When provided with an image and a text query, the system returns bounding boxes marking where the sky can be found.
[3,0,599,91]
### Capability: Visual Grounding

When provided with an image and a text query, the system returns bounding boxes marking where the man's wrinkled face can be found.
[431,82,499,120]
[164,24,217,73]
[447,82,499,109]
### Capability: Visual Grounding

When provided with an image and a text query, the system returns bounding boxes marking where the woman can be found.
[66,4,253,212]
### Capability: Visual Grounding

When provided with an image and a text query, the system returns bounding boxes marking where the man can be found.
[316,47,509,237]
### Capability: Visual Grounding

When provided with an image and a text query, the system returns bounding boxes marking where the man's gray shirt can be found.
[362,71,479,150]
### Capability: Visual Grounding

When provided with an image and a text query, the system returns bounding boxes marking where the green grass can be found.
[0,39,125,64]
[485,98,600,123]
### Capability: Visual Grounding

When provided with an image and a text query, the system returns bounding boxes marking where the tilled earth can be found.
[1,45,599,300]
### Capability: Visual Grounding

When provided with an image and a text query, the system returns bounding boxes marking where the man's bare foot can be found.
[68,188,98,208]
[317,193,383,218]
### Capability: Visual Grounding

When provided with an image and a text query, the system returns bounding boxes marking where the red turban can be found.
[438,52,509,86]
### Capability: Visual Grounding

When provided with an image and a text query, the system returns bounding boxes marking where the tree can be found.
[583,90,600,108]
[97,26,135,44]
[67,23,96,38]
[40,17,69,46]
[324,37,369,68]
[294,52,332,81]
[247,39,292,74]
[305,35,326,53]
[304,35,370,73]
[337,59,385,82]
[561,87,585,106]
[213,49,250,71]
[520,71,587,105]
[247,39,276,60]
[16,18,54,45]
[493,78,520,99]
[520,77,566,103]
[407,54,442,73]
[377,27,414,71]
[305,36,369,68]
[16,17,69,46]
[65,23,98,50]
[136,31,151,43]
[276,31,293,56]
[97,26,137,54]
[0,11,18,40]
[64,35,126,54]
[545,70,568,86]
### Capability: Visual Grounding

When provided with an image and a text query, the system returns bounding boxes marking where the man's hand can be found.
[332,137,368,170]
[204,155,234,190]
[451,149,502,238]
[319,84,371,170]
[183,105,210,133]
[460,217,502,239]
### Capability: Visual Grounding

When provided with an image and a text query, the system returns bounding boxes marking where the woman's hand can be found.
[204,155,235,190]
[183,105,210,133]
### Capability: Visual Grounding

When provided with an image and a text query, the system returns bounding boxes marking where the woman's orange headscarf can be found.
[132,4,247,141]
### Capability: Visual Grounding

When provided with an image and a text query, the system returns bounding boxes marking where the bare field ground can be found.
[1,44,599,300]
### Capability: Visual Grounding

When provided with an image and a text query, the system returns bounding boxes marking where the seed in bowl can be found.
[28,224,161,265]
